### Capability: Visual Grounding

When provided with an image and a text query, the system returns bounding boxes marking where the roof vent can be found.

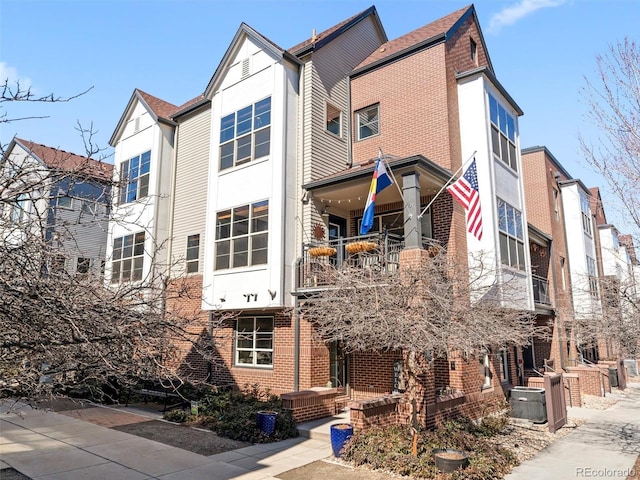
[311,28,317,43]
[241,58,250,79]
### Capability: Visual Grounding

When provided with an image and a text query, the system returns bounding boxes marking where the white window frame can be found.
[119,151,151,204]
[215,200,269,270]
[111,232,145,283]
[219,97,271,171]
[326,102,342,137]
[235,316,274,368]
[489,94,517,171]
[580,193,592,236]
[186,234,200,274]
[355,104,379,140]
[497,197,526,270]
[586,255,598,297]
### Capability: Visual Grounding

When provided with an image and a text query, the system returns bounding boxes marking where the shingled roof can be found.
[136,89,180,121]
[14,138,113,181]
[354,5,473,72]
[288,5,381,55]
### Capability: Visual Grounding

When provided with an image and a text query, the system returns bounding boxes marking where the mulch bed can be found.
[113,420,251,456]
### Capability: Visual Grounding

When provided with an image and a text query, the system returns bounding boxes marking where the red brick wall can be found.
[565,366,604,397]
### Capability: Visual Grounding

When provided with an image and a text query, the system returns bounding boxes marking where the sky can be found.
[1,0,639,231]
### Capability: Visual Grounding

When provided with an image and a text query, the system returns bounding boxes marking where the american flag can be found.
[447,158,483,241]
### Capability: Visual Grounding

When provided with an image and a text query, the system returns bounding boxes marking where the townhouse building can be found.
[106,4,539,424]
[1,137,112,277]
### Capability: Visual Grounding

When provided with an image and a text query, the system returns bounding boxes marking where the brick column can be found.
[402,171,422,249]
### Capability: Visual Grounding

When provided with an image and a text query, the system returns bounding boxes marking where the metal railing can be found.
[297,233,404,289]
[532,274,551,305]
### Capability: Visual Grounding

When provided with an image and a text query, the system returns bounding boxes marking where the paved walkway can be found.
[2,383,638,479]
[0,401,347,480]
[505,381,640,480]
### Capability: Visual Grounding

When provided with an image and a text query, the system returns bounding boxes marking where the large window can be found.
[235,316,273,367]
[355,104,379,140]
[186,234,200,274]
[497,198,525,270]
[586,255,598,297]
[489,94,517,171]
[220,97,271,170]
[111,232,145,283]
[119,151,151,204]
[580,193,592,236]
[215,200,268,270]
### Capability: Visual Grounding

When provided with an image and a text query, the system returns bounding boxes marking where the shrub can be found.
[163,408,189,423]
[341,417,518,479]
[188,383,298,443]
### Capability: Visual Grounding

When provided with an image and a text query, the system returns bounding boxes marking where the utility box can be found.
[509,386,547,423]
[608,368,619,388]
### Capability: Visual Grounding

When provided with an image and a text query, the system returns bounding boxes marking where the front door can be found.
[329,340,349,393]
[328,215,347,266]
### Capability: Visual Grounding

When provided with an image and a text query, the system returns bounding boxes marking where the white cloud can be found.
[0,62,33,90]
[487,0,567,34]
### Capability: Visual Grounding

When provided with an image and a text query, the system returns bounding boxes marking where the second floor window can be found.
[111,232,145,283]
[220,97,271,171]
[215,200,268,270]
[497,198,525,270]
[186,234,200,274]
[489,94,517,171]
[356,104,379,140]
[119,151,151,204]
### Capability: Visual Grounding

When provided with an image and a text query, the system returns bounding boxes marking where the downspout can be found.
[293,61,306,393]
[166,123,179,280]
[346,76,353,168]
[549,238,566,370]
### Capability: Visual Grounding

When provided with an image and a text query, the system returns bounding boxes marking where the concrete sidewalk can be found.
[505,381,640,480]
[0,401,348,480]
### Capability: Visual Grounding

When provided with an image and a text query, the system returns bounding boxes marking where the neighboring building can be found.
[1,137,112,277]
[521,146,577,371]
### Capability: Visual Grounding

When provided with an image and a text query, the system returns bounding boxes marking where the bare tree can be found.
[301,246,544,433]
[580,38,640,231]
[0,82,228,407]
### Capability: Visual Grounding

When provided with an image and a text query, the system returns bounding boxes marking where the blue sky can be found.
[1,0,639,230]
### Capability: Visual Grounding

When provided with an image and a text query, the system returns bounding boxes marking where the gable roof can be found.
[13,137,113,181]
[288,5,385,56]
[204,23,300,98]
[109,88,181,146]
[353,5,490,75]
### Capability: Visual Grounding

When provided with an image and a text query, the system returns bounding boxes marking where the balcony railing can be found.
[297,233,405,289]
[532,274,551,305]
[296,233,444,290]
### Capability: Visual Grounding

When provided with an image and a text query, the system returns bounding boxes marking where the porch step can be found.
[297,409,350,441]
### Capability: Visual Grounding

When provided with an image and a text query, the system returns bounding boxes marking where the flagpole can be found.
[379,147,405,203]
[418,150,477,219]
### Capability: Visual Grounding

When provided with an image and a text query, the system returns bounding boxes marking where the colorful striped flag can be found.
[360,153,393,235]
[447,158,483,241]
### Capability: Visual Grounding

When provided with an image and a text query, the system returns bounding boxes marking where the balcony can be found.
[532,274,551,306]
[295,233,441,290]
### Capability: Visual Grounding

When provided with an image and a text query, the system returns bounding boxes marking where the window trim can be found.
[580,193,593,236]
[489,94,518,171]
[186,234,200,274]
[215,200,269,270]
[219,97,271,171]
[119,151,151,204]
[325,102,342,138]
[234,316,274,368]
[497,197,526,271]
[355,104,380,141]
[110,231,145,284]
